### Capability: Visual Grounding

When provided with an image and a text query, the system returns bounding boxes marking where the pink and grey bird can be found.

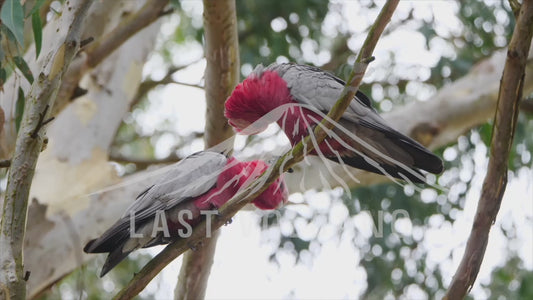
[84,151,288,276]
[225,63,443,182]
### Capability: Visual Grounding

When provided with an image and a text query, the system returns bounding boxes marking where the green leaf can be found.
[0,34,4,62]
[0,0,25,47]
[32,12,42,58]
[26,0,46,17]
[15,87,25,132]
[13,56,34,84]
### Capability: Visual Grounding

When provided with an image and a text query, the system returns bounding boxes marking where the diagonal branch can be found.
[84,0,169,68]
[445,1,533,299]
[52,0,170,116]
[113,1,399,298]
[109,152,182,170]
[129,58,205,110]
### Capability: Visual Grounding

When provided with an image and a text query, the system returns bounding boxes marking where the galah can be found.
[224,63,443,182]
[84,151,288,277]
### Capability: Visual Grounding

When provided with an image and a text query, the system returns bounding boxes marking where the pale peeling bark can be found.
[0,0,168,159]
[174,1,240,299]
[3,1,164,297]
[0,0,94,298]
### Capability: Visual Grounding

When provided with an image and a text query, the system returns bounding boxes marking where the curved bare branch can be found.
[445,2,533,298]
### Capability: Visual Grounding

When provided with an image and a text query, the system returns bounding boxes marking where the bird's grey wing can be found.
[84,151,227,254]
[269,63,442,175]
[271,63,431,145]
[121,151,228,218]
[268,63,383,125]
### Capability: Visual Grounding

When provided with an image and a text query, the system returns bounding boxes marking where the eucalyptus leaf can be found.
[0,68,6,88]
[0,0,25,47]
[15,87,25,132]
[32,12,42,59]
[13,56,34,84]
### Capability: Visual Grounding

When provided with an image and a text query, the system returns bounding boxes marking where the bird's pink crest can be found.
[225,71,292,133]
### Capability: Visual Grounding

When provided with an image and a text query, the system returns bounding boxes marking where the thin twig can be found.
[85,0,169,68]
[445,2,533,299]
[0,160,11,168]
[130,57,204,109]
[79,37,94,49]
[109,153,182,170]
[53,0,170,115]
[113,1,399,298]
[30,105,54,138]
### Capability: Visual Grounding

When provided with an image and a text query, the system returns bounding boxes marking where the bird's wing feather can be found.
[121,151,227,218]
[266,63,442,175]
[84,151,227,253]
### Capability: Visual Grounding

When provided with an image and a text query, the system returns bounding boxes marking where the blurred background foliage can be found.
[39,0,532,299]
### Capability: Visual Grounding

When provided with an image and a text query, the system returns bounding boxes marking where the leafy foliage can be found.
[236,0,329,68]
[1,0,25,47]
[0,0,44,90]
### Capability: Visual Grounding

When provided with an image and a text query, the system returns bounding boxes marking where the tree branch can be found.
[0,0,171,159]
[52,0,170,116]
[130,59,204,110]
[113,1,399,298]
[0,160,11,168]
[0,0,94,298]
[23,8,164,295]
[109,153,182,170]
[445,2,533,299]
[174,0,240,299]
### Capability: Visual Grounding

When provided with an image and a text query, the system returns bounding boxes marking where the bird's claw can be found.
[214,211,232,225]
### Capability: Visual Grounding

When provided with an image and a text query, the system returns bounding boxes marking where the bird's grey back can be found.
[261,63,384,127]
[121,151,228,218]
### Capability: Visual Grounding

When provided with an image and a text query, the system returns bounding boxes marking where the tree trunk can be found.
[0,0,94,298]
[174,0,240,299]
[0,0,164,297]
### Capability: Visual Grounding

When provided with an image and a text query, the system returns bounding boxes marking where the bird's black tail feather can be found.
[328,155,426,183]
[392,137,443,175]
[84,223,133,276]
[353,114,443,176]
[99,246,134,277]
[84,228,130,254]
